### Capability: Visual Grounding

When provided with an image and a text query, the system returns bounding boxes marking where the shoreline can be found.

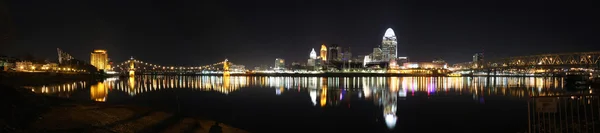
[0,71,108,87]
[0,84,249,133]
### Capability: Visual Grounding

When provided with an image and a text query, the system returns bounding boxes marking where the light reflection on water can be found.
[26,76,586,131]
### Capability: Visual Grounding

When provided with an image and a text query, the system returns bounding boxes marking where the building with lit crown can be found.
[320,44,327,61]
[90,49,108,71]
[310,48,317,59]
[381,28,398,61]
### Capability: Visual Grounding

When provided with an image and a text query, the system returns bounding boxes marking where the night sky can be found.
[1,0,598,67]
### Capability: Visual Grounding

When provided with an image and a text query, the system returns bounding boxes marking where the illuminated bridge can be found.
[452,51,600,74]
[111,57,243,75]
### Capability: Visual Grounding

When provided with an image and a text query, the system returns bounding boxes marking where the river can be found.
[25,76,596,133]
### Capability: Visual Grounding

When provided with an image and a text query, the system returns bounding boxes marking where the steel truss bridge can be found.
[452,51,600,73]
[111,57,241,74]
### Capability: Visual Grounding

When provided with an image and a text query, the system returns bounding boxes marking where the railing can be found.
[528,94,600,133]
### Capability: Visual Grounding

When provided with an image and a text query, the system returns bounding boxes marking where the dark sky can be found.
[2,0,598,67]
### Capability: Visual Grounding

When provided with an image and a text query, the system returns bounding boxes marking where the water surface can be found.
[28,76,590,133]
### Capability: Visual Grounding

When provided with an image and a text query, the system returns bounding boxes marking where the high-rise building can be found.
[320,44,327,61]
[309,48,317,59]
[473,53,484,68]
[90,49,108,70]
[381,28,398,61]
[372,48,383,61]
[342,47,352,61]
[57,48,74,64]
[473,53,484,62]
[328,44,341,61]
[307,59,315,67]
[275,58,285,70]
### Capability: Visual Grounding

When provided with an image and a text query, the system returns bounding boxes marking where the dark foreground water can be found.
[25,76,597,133]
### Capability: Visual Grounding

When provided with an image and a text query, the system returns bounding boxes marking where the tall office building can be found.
[342,47,352,61]
[381,28,398,61]
[473,53,484,62]
[90,49,108,70]
[320,44,327,61]
[328,44,341,61]
[473,53,484,68]
[275,58,285,70]
[57,48,74,64]
[372,48,383,61]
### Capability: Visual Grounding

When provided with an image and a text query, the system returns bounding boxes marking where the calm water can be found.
[26,76,594,133]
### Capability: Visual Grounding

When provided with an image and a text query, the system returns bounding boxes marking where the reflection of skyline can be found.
[29,76,581,105]
[26,76,584,131]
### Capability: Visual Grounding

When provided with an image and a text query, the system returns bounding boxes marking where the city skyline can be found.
[1,0,598,67]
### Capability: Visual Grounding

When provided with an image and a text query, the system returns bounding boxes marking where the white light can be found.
[384,114,397,129]
[383,28,395,37]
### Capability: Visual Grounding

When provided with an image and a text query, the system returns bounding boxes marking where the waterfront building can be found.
[473,53,484,68]
[229,64,245,72]
[0,56,10,71]
[365,28,399,63]
[307,59,315,67]
[15,61,33,71]
[354,55,366,63]
[342,48,352,61]
[275,58,285,70]
[381,28,397,61]
[309,48,317,59]
[57,48,74,65]
[473,53,484,62]
[90,49,108,71]
[403,62,447,69]
[41,63,58,70]
[372,48,383,61]
[433,58,445,64]
[320,44,327,61]
[397,57,409,68]
[328,44,342,62]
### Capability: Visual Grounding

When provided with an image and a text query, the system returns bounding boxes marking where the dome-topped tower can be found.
[381,28,398,61]
[309,48,317,59]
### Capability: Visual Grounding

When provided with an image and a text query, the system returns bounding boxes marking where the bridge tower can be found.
[223,59,230,76]
[129,57,135,76]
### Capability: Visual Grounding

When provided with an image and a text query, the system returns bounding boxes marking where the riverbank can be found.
[0,84,249,133]
[0,71,108,87]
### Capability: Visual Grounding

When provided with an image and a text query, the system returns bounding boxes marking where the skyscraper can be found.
[328,44,341,61]
[342,47,352,61]
[320,44,327,61]
[90,49,108,70]
[372,47,383,61]
[473,53,484,62]
[309,48,317,59]
[275,58,285,70]
[381,28,398,61]
[472,53,484,68]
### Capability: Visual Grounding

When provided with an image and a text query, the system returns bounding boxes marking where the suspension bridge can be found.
[111,57,242,75]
